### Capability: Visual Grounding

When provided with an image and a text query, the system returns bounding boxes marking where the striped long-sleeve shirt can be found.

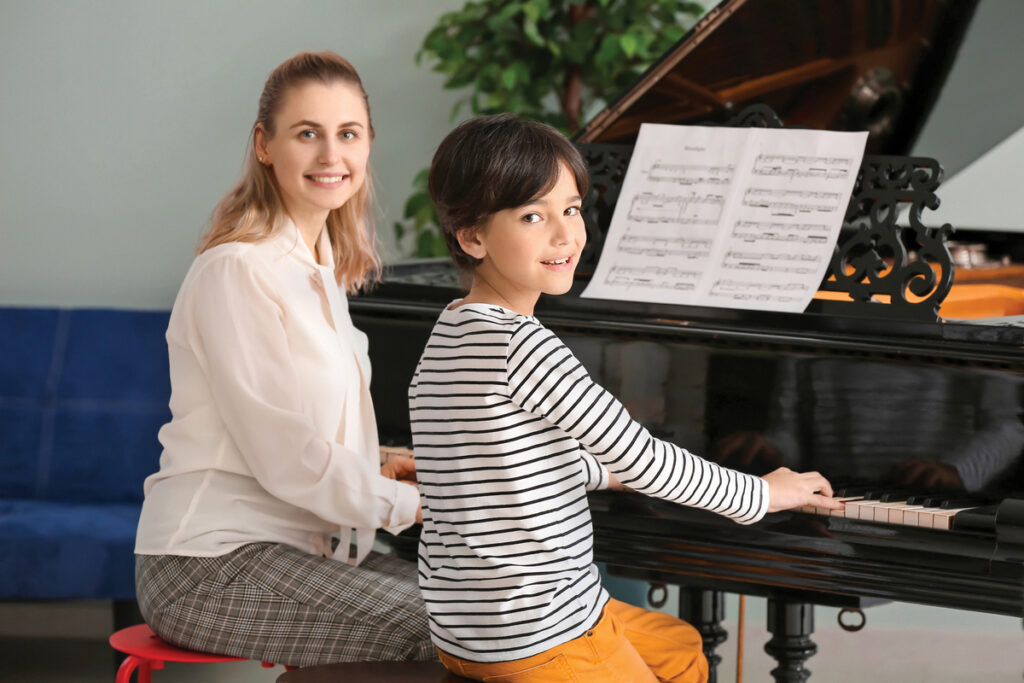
[409,303,769,662]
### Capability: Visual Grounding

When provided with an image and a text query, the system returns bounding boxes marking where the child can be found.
[409,113,842,682]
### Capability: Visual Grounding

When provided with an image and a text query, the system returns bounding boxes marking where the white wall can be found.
[0,0,464,309]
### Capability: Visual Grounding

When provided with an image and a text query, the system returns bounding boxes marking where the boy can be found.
[409,114,841,682]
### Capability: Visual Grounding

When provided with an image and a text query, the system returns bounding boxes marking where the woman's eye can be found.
[565,206,581,216]
[521,213,542,224]
[299,130,317,139]
[341,130,356,140]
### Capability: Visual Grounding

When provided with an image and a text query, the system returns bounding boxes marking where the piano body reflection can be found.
[356,1,1023,680]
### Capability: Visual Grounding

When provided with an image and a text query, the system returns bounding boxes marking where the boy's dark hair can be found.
[428,113,590,279]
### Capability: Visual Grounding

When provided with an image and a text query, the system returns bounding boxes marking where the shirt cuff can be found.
[382,478,420,535]
[735,474,770,525]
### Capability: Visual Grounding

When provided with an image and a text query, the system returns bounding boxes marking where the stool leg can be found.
[115,656,163,683]
[115,655,140,683]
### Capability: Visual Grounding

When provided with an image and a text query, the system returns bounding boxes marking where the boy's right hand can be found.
[761,467,843,513]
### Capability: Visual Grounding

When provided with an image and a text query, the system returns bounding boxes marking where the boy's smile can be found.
[457,162,586,316]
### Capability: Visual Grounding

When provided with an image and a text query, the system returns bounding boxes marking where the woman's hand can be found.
[761,467,843,513]
[888,457,964,491]
[380,446,416,483]
[711,431,784,473]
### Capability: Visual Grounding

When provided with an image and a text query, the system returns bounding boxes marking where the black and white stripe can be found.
[410,303,767,662]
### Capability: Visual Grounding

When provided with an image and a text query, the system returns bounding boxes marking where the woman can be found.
[134,51,434,667]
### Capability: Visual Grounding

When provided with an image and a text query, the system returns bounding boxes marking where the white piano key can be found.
[872,501,911,521]
[887,504,926,525]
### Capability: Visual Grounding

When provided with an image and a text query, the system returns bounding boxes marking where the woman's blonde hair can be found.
[198,51,380,293]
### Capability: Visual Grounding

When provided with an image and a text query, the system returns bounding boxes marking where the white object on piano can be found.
[581,123,868,313]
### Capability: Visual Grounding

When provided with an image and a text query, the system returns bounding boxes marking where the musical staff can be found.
[709,279,804,304]
[606,265,699,291]
[648,161,734,185]
[626,192,724,225]
[620,234,712,259]
[731,220,832,243]
[751,153,853,181]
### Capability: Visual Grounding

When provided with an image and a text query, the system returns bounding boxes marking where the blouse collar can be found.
[272,215,335,274]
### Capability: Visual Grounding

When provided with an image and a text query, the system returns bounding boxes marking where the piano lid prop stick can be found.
[736,594,745,683]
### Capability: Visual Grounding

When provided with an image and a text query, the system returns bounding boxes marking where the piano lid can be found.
[575,0,978,155]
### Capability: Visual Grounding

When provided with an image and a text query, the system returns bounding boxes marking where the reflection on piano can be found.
[355,1,1022,681]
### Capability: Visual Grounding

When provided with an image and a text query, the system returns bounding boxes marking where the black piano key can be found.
[878,490,918,503]
[833,485,865,497]
[938,497,992,510]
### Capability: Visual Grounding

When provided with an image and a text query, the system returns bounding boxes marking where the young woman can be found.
[134,52,434,667]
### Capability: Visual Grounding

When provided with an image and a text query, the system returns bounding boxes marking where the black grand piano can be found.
[356,1,1024,680]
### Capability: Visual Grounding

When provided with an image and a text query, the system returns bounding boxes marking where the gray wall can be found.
[0,0,464,309]
[911,0,1024,176]
[1,1,1020,310]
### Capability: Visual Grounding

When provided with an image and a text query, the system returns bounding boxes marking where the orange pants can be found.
[437,598,708,682]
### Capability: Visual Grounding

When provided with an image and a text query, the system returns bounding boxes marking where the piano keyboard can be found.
[796,489,998,532]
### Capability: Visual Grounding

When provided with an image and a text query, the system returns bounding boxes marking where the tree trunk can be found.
[562,2,591,132]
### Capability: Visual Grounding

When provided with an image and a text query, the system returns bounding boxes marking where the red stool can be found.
[109,623,295,682]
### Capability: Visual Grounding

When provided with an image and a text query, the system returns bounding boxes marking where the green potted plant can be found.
[396,0,708,257]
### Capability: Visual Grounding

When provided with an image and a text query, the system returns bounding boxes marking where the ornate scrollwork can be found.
[724,103,785,129]
[818,155,954,320]
[575,142,634,272]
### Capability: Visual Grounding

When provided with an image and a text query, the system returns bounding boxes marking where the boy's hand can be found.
[761,467,843,513]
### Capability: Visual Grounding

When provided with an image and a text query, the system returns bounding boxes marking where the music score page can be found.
[581,124,868,312]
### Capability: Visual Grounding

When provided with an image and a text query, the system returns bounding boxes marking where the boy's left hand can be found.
[761,467,843,513]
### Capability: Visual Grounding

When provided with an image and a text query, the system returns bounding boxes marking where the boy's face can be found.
[459,162,586,315]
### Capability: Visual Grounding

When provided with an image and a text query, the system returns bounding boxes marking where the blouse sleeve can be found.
[506,320,767,524]
[182,253,419,532]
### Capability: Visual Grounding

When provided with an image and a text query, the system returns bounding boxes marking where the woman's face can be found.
[257,80,371,230]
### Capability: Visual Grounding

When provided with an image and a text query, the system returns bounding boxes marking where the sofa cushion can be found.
[0,499,140,599]
[48,309,171,502]
[0,309,60,499]
[0,307,170,502]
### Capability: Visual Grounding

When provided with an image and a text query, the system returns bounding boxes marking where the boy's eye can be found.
[521,212,542,224]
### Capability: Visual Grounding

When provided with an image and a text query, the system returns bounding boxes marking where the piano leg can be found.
[764,599,817,683]
[677,588,727,683]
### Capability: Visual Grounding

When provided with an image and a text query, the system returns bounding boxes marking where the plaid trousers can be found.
[135,543,436,667]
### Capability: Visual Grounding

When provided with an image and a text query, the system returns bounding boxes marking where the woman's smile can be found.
[305,173,349,188]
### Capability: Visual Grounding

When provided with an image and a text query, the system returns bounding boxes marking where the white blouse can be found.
[135,218,418,565]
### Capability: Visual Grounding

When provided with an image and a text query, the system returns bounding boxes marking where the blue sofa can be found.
[0,307,170,612]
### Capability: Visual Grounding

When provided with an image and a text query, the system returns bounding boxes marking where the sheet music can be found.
[582,124,868,312]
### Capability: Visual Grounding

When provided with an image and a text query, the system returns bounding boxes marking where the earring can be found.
[258,155,264,163]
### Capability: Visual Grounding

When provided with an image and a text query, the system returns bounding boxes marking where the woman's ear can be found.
[457,226,486,260]
[254,124,271,165]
